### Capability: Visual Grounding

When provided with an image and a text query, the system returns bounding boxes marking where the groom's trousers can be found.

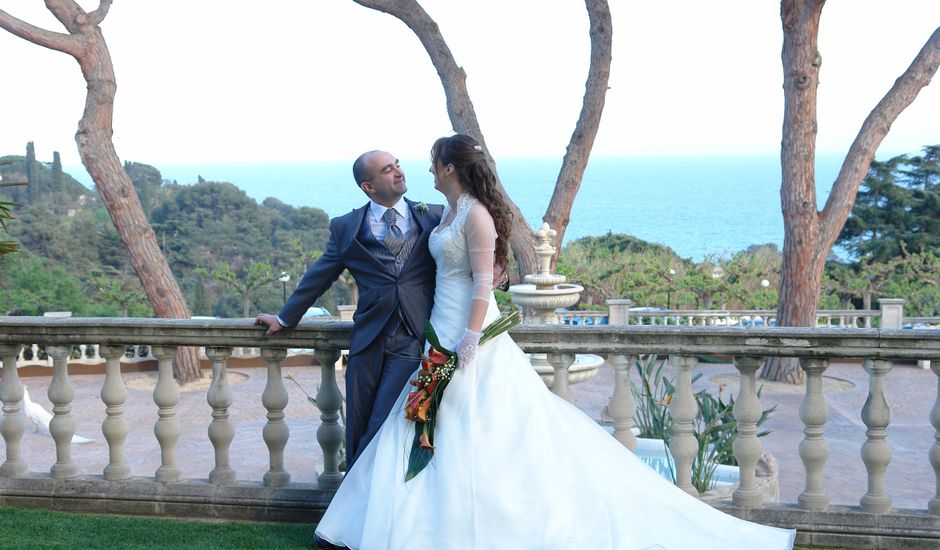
[345,322,421,468]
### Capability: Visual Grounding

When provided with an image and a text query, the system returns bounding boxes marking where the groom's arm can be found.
[259,220,346,333]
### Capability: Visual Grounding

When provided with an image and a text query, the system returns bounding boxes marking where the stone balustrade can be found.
[2,317,940,547]
[557,305,883,328]
[558,297,940,331]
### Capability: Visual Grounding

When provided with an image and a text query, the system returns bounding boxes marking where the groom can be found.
[255,150,443,469]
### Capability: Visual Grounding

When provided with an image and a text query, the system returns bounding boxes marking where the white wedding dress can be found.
[316,194,795,549]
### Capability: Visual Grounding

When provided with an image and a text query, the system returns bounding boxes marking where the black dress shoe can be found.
[314,534,348,550]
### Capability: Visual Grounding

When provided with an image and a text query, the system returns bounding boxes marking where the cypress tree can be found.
[25,141,36,197]
[52,151,63,190]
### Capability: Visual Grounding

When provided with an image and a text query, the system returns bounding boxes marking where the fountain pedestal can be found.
[508,224,599,401]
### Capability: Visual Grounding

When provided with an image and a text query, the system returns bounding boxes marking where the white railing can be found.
[2,317,940,546]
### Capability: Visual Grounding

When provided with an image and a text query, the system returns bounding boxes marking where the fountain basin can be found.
[530,353,603,387]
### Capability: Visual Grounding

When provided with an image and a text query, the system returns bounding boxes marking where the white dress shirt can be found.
[369,198,412,241]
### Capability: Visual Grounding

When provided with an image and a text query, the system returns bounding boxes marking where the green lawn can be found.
[0,507,841,549]
[0,507,314,549]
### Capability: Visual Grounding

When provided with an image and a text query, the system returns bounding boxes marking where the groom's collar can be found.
[369,197,409,221]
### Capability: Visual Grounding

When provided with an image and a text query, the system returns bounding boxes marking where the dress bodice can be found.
[428,193,476,282]
[427,193,500,349]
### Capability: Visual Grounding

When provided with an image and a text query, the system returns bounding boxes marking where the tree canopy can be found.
[0,154,336,318]
[838,145,940,262]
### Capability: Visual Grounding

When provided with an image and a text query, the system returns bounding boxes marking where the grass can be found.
[0,507,314,549]
[0,507,844,549]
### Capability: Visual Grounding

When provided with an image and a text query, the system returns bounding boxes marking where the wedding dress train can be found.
[316,194,795,549]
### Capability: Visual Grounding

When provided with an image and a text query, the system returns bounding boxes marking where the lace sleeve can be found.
[464,201,497,303]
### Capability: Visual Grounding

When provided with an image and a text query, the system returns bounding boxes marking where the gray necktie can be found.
[383,208,405,256]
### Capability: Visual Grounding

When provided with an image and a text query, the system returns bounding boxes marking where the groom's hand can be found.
[254,313,284,336]
[492,263,510,291]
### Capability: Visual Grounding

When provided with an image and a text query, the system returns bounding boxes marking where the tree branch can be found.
[352,0,539,272]
[0,9,77,54]
[544,0,612,264]
[820,26,940,248]
[85,0,112,27]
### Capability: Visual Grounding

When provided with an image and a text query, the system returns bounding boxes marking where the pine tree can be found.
[838,146,940,262]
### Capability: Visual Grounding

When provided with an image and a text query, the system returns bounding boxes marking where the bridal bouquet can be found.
[404,310,522,481]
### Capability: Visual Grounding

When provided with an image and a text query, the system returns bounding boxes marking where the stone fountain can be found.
[508,223,602,401]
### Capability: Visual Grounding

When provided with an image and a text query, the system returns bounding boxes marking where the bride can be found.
[315,134,795,549]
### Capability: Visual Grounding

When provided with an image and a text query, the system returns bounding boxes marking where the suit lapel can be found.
[399,198,434,275]
[344,203,390,272]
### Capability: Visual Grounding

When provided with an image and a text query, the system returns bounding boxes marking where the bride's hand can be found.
[455,328,481,368]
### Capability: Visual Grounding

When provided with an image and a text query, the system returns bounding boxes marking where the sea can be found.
[67,154,847,262]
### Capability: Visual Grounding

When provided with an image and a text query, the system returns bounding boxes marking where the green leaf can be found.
[404,424,434,482]
[424,321,453,355]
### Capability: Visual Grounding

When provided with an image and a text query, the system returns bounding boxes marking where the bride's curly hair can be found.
[431,134,513,272]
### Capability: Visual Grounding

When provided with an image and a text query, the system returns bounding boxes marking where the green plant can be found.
[630,355,776,494]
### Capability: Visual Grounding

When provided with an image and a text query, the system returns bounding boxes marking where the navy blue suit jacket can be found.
[279,198,443,355]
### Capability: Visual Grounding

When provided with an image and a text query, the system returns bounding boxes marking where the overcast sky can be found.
[1,1,938,168]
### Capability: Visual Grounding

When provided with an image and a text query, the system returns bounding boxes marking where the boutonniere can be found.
[415,202,429,214]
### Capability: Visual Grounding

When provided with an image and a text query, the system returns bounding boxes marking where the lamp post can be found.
[666,268,676,310]
[278,272,290,303]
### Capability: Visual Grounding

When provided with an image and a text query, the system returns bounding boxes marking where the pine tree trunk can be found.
[74,38,200,383]
[760,2,939,384]
[0,2,201,384]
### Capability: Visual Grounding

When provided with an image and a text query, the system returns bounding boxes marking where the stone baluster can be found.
[0,344,26,477]
[732,356,764,507]
[799,358,830,511]
[860,359,893,513]
[606,354,637,451]
[668,355,699,495]
[315,347,345,490]
[152,345,181,483]
[99,345,130,480]
[930,361,940,515]
[261,348,291,487]
[46,346,78,479]
[547,353,576,403]
[206,347,236,485]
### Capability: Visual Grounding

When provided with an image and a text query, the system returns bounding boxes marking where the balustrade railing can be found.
[557,307,882,328]
[2,317,940,546]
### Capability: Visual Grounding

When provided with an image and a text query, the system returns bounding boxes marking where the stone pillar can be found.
[668,355,699,495]
[878,298,904,329]
[547,353,576,403]
[315,347,345,490]
[732,356,764,507]
[0,344,26,477]
[206,347,236,486]
[47,345,78,479]
[337,305,356,322]
[929,361,940,516]
[152,345,181,483]
[607,354,637,451]
[860,359,893,514]
[606,299,632,325]
[799,357,830,511]
[99,344,130,480]
[261,347,291,487]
